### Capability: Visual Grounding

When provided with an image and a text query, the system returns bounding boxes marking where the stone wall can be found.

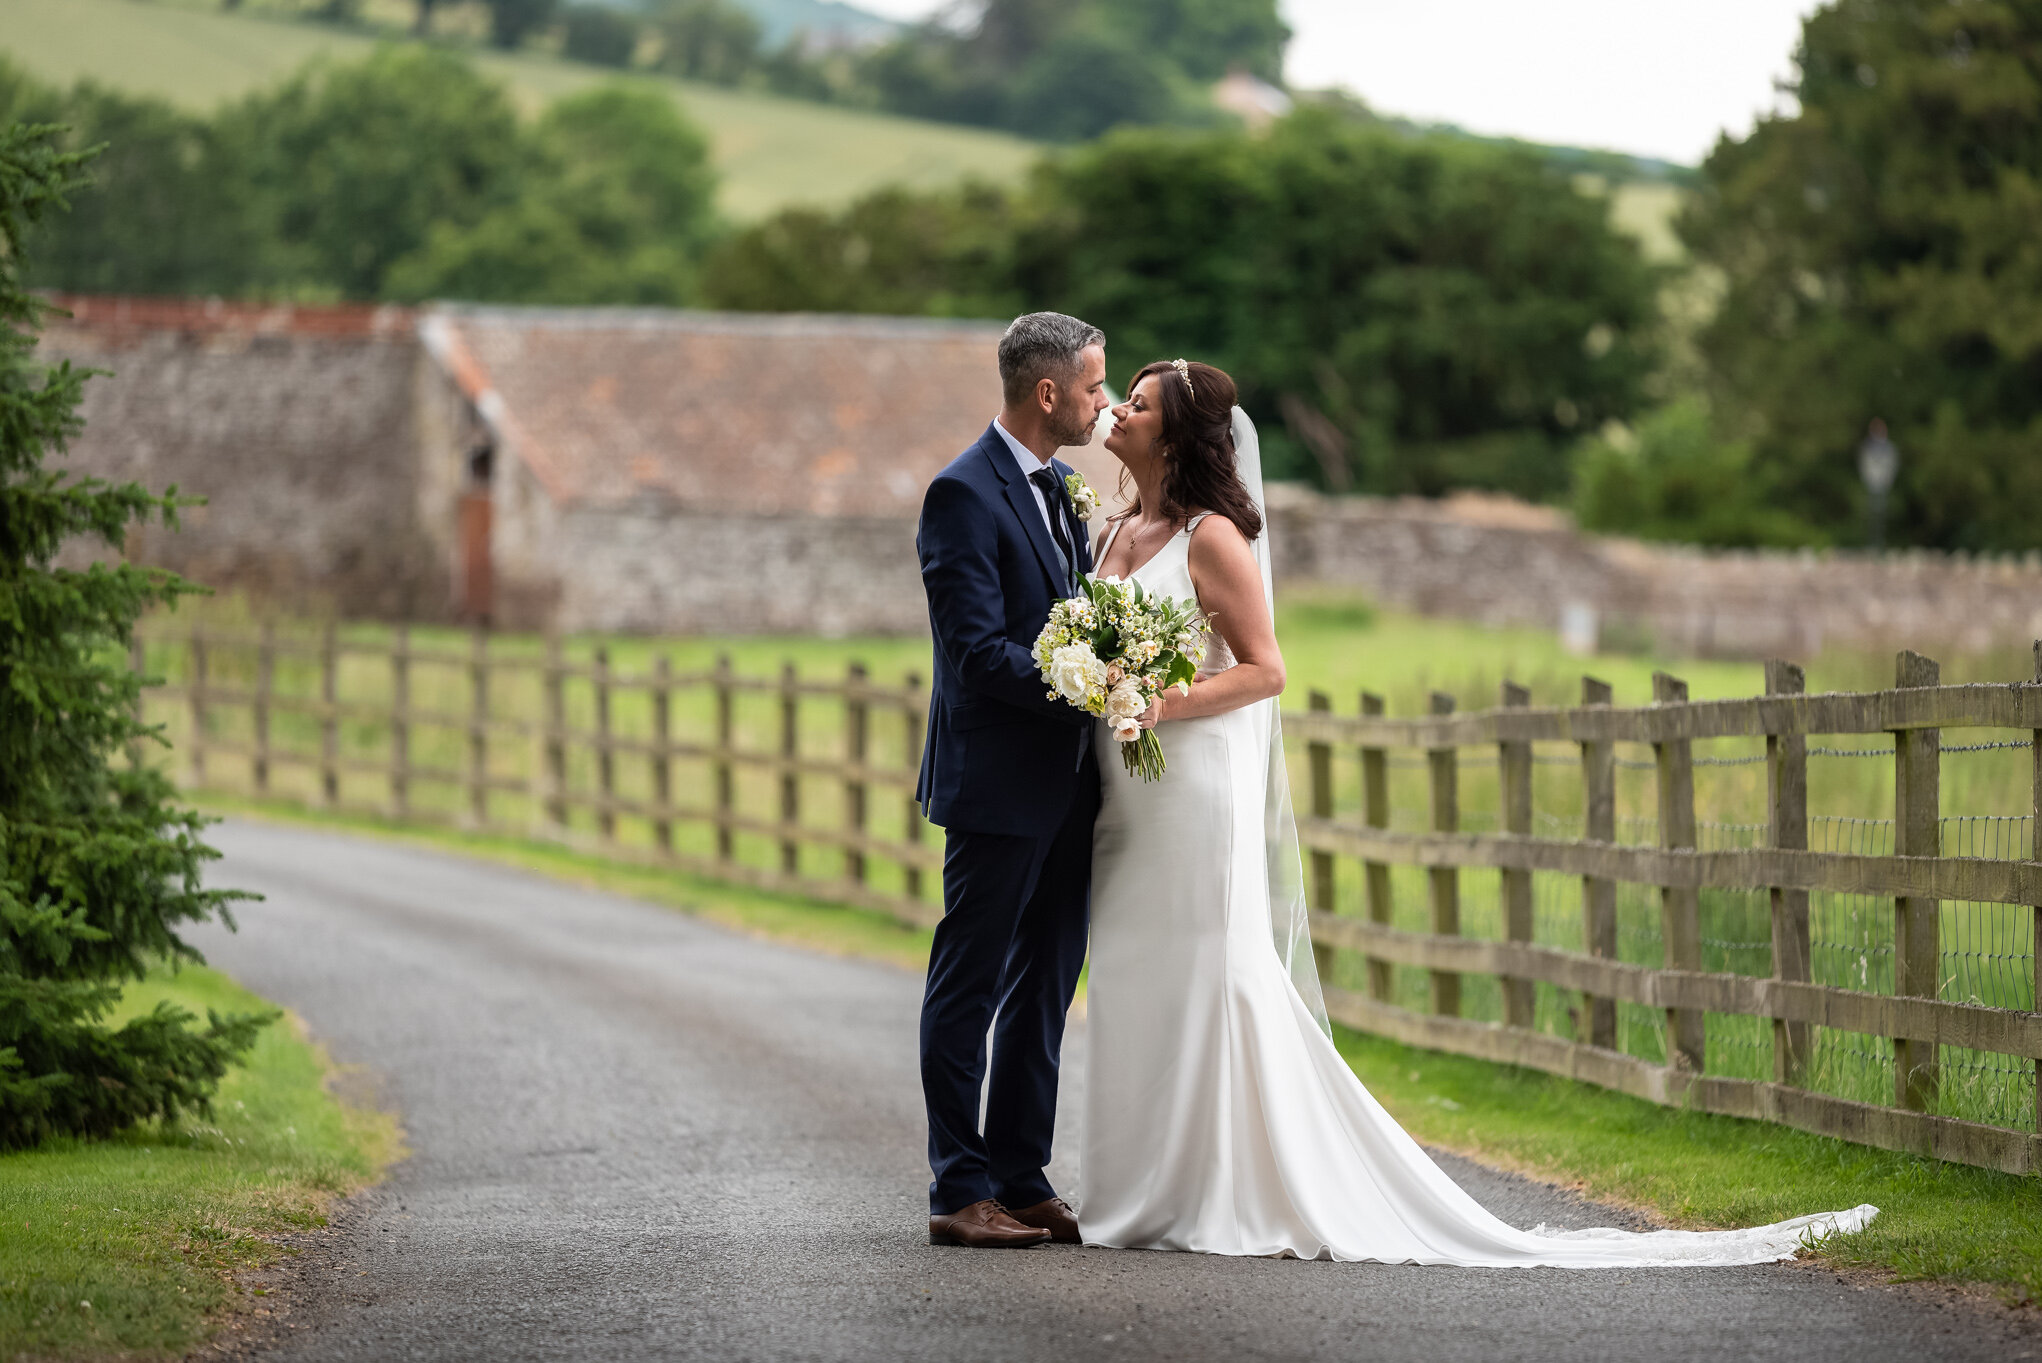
[1265,486,2042,658]
[42,297,452,620]
[545,505,925,636]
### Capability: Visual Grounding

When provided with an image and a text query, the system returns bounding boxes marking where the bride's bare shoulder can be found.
[1185,511,1252,560]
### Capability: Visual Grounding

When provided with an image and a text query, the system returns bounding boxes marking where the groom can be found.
[914,313,1110,1248]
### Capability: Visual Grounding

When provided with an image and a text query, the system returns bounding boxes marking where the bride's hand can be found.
[1138,693,1166,729]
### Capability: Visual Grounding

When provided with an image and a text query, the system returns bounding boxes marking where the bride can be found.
[1078,357,1876,1266]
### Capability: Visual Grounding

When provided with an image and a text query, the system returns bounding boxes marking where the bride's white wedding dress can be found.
[1078,499,1877,1267]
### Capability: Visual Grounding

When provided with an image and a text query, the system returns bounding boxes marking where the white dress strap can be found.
[1183,511,1215,533]
[1095,517,1125,563]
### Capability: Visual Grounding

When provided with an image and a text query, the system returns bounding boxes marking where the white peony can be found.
[1104,679,1145,721]
[1047,644,1107,704]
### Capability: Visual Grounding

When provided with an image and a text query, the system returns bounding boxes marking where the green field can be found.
[0,962,400,1359]
[0,0,1039,219]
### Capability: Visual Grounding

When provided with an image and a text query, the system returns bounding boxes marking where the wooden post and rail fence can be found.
[138,622,2042,1176]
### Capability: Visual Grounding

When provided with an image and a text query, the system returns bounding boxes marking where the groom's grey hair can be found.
[998,312,1104,406]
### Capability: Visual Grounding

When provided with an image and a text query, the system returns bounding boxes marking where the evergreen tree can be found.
[1681,0,2042,550]
[0,122,266,1149]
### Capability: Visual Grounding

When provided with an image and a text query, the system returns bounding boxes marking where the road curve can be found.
[189,820,2018,1363]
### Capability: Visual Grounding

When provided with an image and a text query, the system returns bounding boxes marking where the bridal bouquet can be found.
[1033,575,1206,781]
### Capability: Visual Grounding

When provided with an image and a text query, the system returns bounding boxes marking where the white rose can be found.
[1047,644,1107,704]
[1110,716,1141,743]
[1104,680,1145,721]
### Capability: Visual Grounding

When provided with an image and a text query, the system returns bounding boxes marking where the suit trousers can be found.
[919,748,1100,1215]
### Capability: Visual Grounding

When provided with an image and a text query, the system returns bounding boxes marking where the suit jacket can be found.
[916,423,1096,838]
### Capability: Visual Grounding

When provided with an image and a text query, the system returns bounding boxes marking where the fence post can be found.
[2032,641,2040,1134]
[780,663,800,875]
[543,632,567,835]
[714,654,734,863]
[188,619,208,789]
[1893,648,1941,1113]
[253,620,274,795]
[1427,691,1461,1018]
[389,624,410,819]
[1579,675,1618,1049]
[1307,691,1338,982]
[1653,671,1705,1075]
[1766,659,1812,1086]
[903,671,925,903]
[651,655,673,855]
[319,621,338,808]
[467,626,489,828]
[845,662,869,885]
[593,646,615,842]
[1498,680,1535,1030]
[1360,691,1393,1002]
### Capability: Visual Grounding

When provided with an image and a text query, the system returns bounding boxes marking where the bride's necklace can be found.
[1113,513,1175,574]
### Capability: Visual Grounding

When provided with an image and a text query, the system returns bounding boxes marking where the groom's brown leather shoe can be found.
[1007,1197,1081,1244]
[929,1200,1052,1248]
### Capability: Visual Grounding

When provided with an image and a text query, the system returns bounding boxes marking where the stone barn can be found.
[45,296,1025,635]
[415,307,1010,634]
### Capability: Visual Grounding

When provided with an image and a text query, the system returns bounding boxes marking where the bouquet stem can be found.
[1120,729,1167,782]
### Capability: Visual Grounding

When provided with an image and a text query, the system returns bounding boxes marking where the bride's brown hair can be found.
[1112,359,1262,541]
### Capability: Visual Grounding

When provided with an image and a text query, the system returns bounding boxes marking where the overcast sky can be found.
[851,0,1827,164]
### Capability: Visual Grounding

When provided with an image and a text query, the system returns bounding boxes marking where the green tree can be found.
[656,0,763,84]
[1572,398,1823,547]
[1680,0,2042,550]
[1006,29,1185,142]
[1021,113,1662,498]
[387,83,718,304]
[218,46,528,299]
[0,122,266,1148]
[1110,0,1290,83]
[0,68,247,298]
[488,0,559,49]
[563,6,643,67]
[702,182,1018,315]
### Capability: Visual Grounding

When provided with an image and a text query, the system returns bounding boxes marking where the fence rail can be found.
[140,621,941,928]
[137,622,2042,1176]
[1296,647,2042,1177]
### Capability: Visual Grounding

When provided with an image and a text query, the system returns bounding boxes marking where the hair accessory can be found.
[1171,357,1195,397]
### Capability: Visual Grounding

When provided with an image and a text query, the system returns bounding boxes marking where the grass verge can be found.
[0,965,401,1360]
[1335,1026,2042,1305]
[192,796,2040,1308]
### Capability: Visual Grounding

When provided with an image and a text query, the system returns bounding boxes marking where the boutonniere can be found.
[1064,471,1101,522]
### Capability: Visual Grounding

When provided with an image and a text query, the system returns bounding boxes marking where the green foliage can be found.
[1006,28,1185,143]
[0,122,265,1149]
[14,48,722,306]
[1572,398,1826,548]
[857,0,1286,139]
[487,0,559,49]
[700,181,1018,315]
[1022,113,1662,498]
[710,112,1659,499]
[655,0,765,85]
[387,82,718,304]
[562,5,643,67]
[1680,0,2042,552]
[217,45,527,300]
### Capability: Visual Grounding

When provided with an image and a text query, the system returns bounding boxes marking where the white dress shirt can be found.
[993,416,1060,542]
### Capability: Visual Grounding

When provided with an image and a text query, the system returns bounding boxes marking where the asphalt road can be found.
[187,820,2031,1363]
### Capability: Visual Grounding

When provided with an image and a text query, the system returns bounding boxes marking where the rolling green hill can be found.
[0,0,1037,219]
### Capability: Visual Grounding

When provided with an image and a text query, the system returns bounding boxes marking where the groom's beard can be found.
[1047,403,1095,449]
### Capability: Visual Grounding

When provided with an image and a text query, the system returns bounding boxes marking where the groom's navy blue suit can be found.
[916,422,1099,1216]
